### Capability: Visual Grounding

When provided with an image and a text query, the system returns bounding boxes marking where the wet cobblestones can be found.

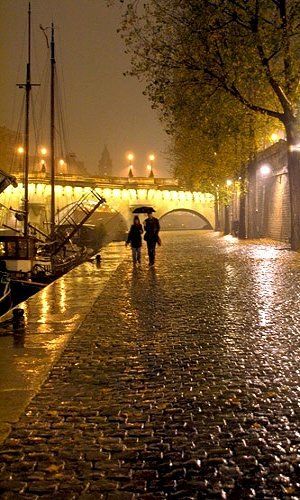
[0,231,299,498]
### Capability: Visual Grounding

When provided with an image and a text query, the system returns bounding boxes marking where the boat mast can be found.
[50,23,55,240]
[24,2,31,238]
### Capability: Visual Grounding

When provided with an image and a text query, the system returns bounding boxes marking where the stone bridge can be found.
[0,174,215,232]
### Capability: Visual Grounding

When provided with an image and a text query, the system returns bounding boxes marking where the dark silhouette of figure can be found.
[126,216,143,265]
[144,210,160,266]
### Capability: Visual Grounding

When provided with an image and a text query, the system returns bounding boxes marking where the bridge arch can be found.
[159,208,213,230]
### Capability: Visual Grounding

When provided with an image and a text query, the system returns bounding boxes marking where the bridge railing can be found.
[15,173,181,189]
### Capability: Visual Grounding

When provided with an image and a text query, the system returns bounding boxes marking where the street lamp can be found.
[17,146,24,173]
[270,132,280,143]
[148,153,155,178]
[260,164,272,176]
[40,147,48,156]
[224,179,233,235]
[290,143,300,152]
[58,158,65,175]
[40,159,46,175]
[127,153,134,178]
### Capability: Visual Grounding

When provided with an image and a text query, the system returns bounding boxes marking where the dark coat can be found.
[144,217,160,242]
[126,223,143,248]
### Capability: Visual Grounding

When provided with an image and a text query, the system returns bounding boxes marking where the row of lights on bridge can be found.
[17,146,66,174]
[127,153,156,178]
[17,146,158,178]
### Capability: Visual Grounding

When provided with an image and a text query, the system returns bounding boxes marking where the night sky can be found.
[0,0,169,177]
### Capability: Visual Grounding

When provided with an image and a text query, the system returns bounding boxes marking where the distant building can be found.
[98,146,113,177]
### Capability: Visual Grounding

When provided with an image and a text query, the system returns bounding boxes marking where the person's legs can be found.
[131,247,138,264]
[137,246,141,263]
[147,241,156,265]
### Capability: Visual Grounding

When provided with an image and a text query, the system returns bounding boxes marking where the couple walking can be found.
[126,209,160,266]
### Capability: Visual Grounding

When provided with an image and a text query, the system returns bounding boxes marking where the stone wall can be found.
[246,141,290,242]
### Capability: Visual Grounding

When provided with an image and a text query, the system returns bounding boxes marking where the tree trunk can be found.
[285,119,300,250]
[214,196,221,231]
[238,193,246,239]
[224,204,230,235]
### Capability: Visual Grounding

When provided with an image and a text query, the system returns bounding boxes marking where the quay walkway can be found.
[0,231,299,498]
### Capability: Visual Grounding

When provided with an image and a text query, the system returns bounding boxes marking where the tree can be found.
[117,0,300,249]
[169,94,277,232]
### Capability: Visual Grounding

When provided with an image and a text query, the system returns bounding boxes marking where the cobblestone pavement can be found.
[0,231,299,499]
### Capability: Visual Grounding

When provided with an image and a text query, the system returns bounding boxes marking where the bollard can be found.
[12,308,25,347]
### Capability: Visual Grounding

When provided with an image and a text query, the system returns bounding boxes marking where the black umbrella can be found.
[132,206,156,214]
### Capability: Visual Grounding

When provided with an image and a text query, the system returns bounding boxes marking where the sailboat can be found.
[0,3,105,313]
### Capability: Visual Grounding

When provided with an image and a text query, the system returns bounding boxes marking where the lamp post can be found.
[224,179,233,235]
[127,153,134,178]
[58,158,65,175]
[39,147,48,176]
[259,164,272,237]
[148,154,155,178]
[17,146,24,174]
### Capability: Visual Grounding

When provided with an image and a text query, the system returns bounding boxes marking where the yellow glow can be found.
[129,188,137,199]
[147,164,152,171]
[40,159,46,166]
[55,185,63,197]
[290,143,300,152]
[137,189,147,199]
[64,186,73,196]
[226,179,233,187]
[17,146,24,154]
[59,159,65,166]
[149,154,155,162]
[74,186,83,197]
[40,147,48,156]
[147,189,155,200]
[260,164,272,176]
[270,133,279,142]
[163,190,171,200]
[36,183,45,195]
[127,153,134,162]
[59,278,66,312]
[39,287,50,324]
[103,188,112,198]
[113,188,121,198]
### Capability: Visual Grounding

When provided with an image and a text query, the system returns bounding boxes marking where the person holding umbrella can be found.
[143,208,160,266]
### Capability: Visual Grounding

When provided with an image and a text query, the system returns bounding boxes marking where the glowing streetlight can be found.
[16,146,24,173]
[260,164,272,176]
[148,153,155,178]
[127,153,134,178]
[40,159,46,175]
[226,179,233,187]
[290,144,300,152]
[270,132,279,143]
[58,159,65,175]
[40,147,48,156]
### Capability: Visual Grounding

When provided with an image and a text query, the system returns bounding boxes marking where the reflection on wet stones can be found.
[0,231,299,497]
